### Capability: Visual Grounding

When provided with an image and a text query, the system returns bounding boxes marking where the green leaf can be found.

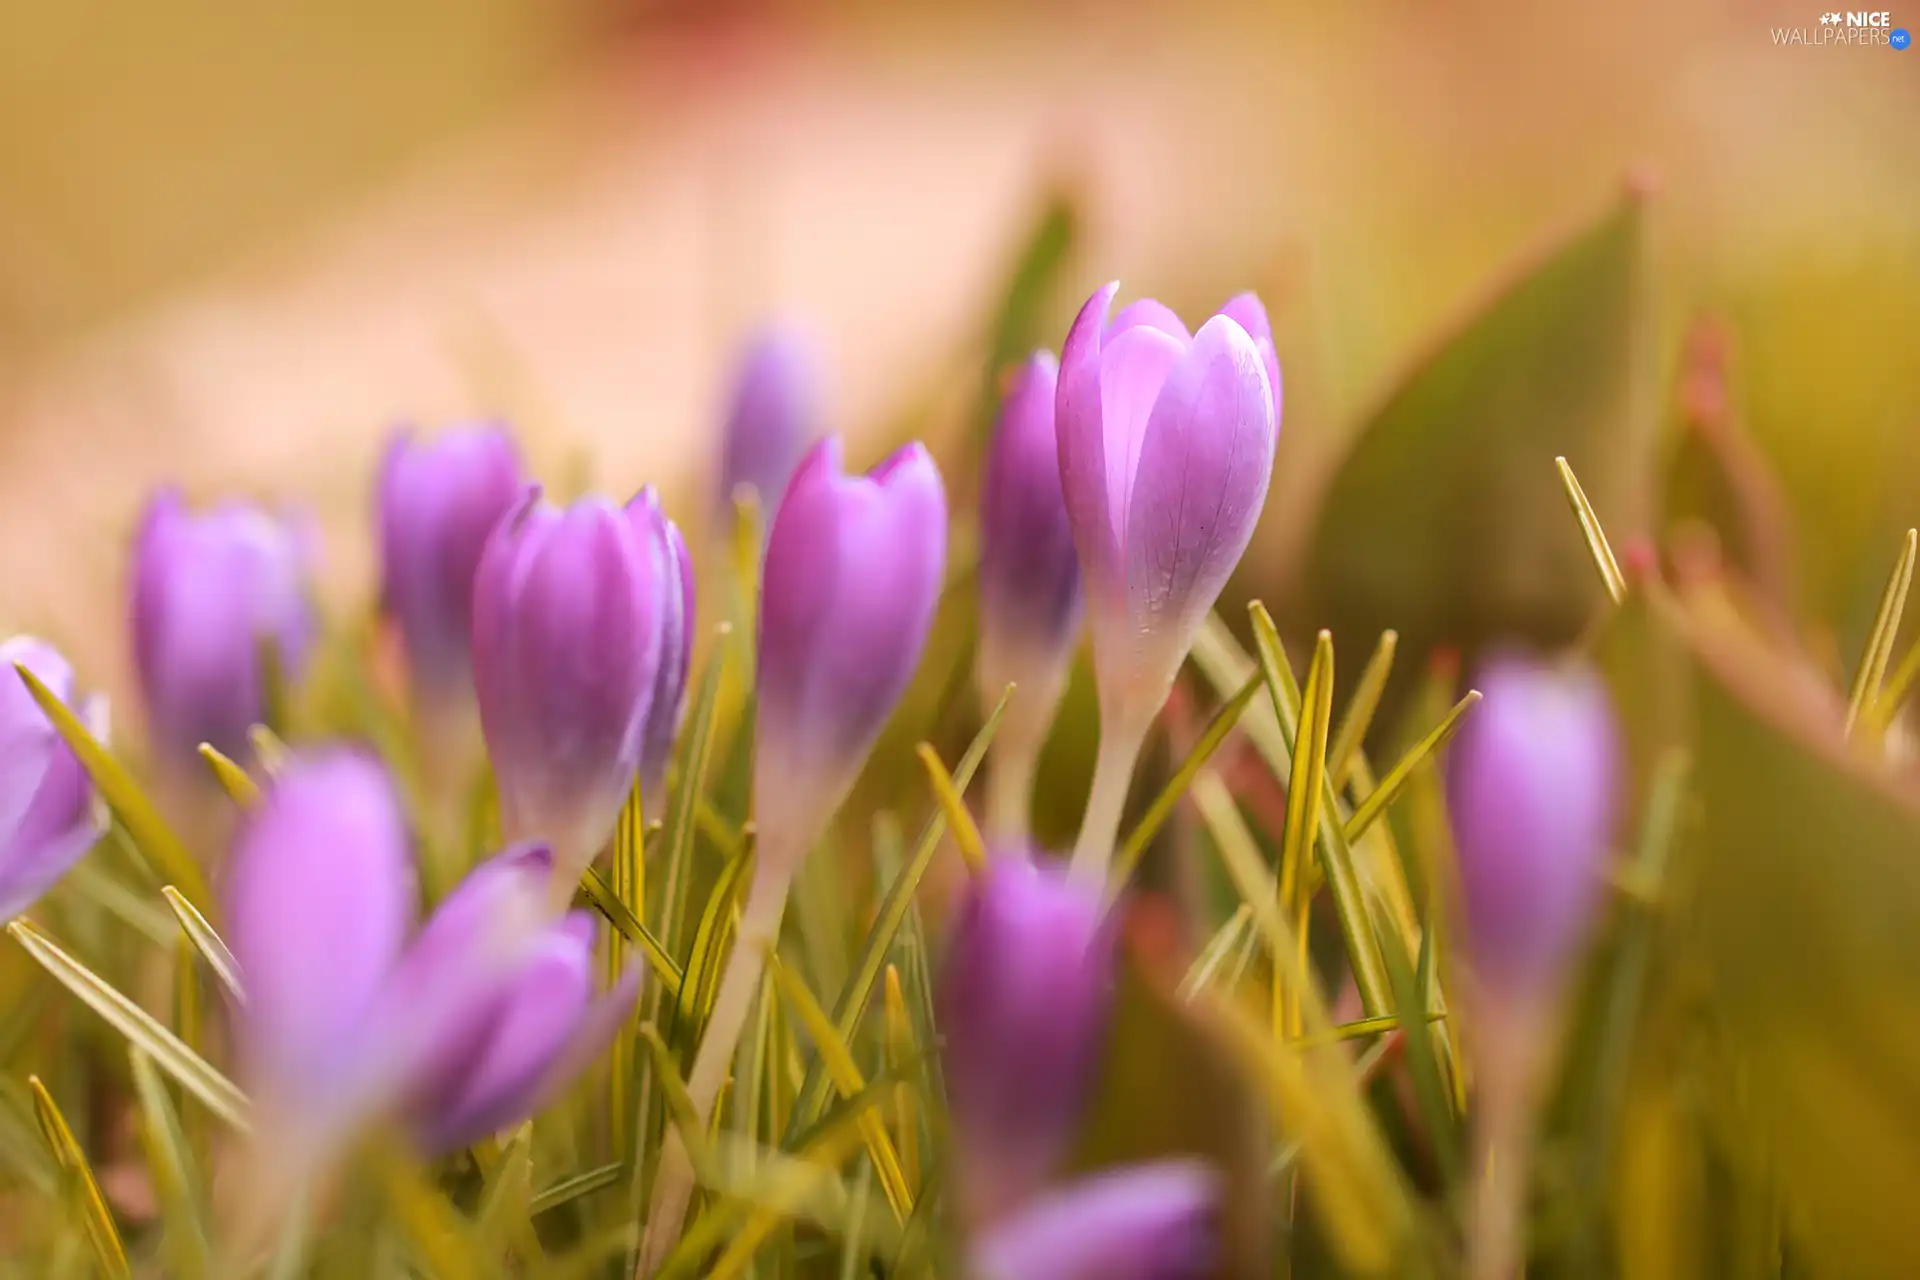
[577,866,682,999]
[128,1047,212,1279]
[972,191,1079,448]
[196,743,260,807]
[1298,189,1650,716]
[8,920,250,1129]
[1845,528,1916,735]
[161,885,243,1000]
[13,662,211,908]
[30,1076,131,1280]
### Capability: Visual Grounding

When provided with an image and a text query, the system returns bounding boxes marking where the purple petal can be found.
[1056,283,1122,598]
[980,352,1081,668]
[719,324,822,521]
[224,751,416,1115]
[627,489,694,813]
[1121,314,1277,682]
[1106,299,1191,344]
[1097,326,1188,554]
[970,1161,1220,1280]
[937,858,1111,1225]
[1218,293,1284,434]
[1447,653,1619,998]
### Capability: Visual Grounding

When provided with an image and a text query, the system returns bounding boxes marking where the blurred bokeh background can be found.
[2,0,1916,717]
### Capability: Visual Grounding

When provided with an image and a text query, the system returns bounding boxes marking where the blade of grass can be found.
[1873,634,1920,732]
[699,1125,886,1280]
[30,1076,132,1280]
[161,885,244,1000]
[1275,631,1336,1036]
[369,1141,485,1280]
[247,724,290,777]
[1249,606,1392,1018]
[1110,674,1262,893]
[579,866,683,999]
[882,966,920,1194]
[1343,690,1482,845]
[672,842,754,1055]
[915,744,988,878]
[658,624,733,963]
[197,743,260,807]
[1556,455,1627,604]
[1327,631,1397,792]
[14,663,209,906]
[1180,904,1254,998]
[766,952,913,1222]
[9,920,250,1129]
[530,1163,625,1218]
[781,685,1010,1143]
[128,1047,212,1279]
[1846,528,1918,735]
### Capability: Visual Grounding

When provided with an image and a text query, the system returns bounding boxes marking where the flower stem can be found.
[985,738,1039,848]
[1468,1001,1547,1280]
[636,860,794,1276]
[1068,715,1149,888]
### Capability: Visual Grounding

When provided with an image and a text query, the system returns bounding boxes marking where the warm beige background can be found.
[2,0,1916,722]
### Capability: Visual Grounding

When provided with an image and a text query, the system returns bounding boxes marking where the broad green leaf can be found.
[30,1076,131,1280]
[8,920,249,1129]
[1298,189,1650,719]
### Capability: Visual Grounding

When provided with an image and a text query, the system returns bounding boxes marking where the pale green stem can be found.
[636,857,796,1276]
[985,736,1040,848]
[1068,713,1151,888]
[1469,998,1548,1280]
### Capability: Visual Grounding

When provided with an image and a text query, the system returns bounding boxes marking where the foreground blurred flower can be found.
[1445,650,1618,1280]
[717,323,821,525]
[224,751,638,1170]
[0,639,107,921]
[1055,285,1281,884]
[472,488,679,893]
[132,490,314,769]
[937,856,1110,1224]
[641,435,946,1270]
[377,424,524,712]
[970,1161,1220,1280]
[977,352,1082,843]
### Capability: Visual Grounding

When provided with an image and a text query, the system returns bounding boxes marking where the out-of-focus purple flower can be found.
[377,424,524,707]
[471,488,675,884]
[936,857,1112,1225]
[978,351,1082,729]
[0,638,107,921]
[629,488,695,813]
[132,490,314,767]
[1055,284,1280,728]
[755,437,946,851]
[1446,652,1619,1002]
[970,1161,1220,1280]
[225,753,640,1159]
[718,324,821,523]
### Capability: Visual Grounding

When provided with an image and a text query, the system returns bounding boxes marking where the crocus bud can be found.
[936,857,1112,1225]
[1055,285,1280,733]
[132,490,315,767]
[630,488,695,812]
[472,489,673,885]
[1446,652,1619,1003]
[718,324,821,522]
[0,638,107,921]
[971,1161,1220,1280]
[755,437,946,851]
[224,750,417,1133]
[377,424,524,707]
[978,353,1082,832]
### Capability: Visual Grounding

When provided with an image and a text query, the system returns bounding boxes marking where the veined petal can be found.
[1106,299,1191,344]
[1097,326,1189,558]
[1218,292,1284,433]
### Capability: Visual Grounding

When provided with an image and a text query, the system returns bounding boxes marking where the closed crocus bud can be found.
[971,1161,1220,1280]
[377,424,524,708]
[224,750,417,1137]
[1446,651,1619,1004]
[978,353,1082,841]
[132,489,315,767]
[1057,284,1280,729]
[718,324,821,522]
[1056,285,1280,882]
[0,638,108,921]
[472,489,672,889]
[756,436,947,851]
[630,488,695,812]
[936,857,1112,1226]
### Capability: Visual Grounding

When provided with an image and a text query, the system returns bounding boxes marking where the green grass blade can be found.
[529,1163,624,1218]
[1276,630,1336,1034]
[1846,528,1917,735]
[9,920,250,1129]
[578,866,683,999]
[30,1076,132,1280]
[1343,689,1483,845]
[14,662,210,907]
[915,743,989,878]
[161,885,244,1000]
[129,1047,212,1279]
[1327,630,1397,791]
[1556,455,1628,604]
[661,625,734,951]
[196,743,260,807]
[1111,674,1262,892]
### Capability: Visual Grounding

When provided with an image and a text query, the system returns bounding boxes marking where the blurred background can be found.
[1,0,1917,714]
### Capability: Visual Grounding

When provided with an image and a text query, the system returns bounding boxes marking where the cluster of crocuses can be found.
[0,287,1623,1276]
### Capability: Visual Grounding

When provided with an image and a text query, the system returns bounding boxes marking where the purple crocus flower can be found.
[224,751,640,1162]
[377,424,524,708]
[0,638,108,921]
[718,324,821,523]
[471,488,678,889]
[936,857,1112,1225]
[977,353,1082,840]
[1446,652,1619,1003]
[1055,285,1280,729]
[131,490,314,767]
[629,488,695,813]
[755,436,946,851]
[970,1160,1220,1280]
